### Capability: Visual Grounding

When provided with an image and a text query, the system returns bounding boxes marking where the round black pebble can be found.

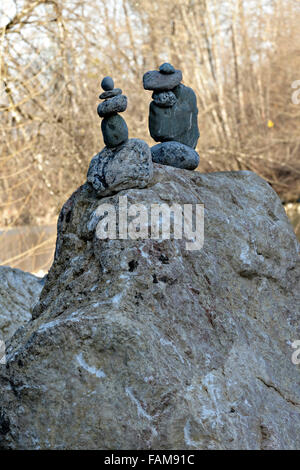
[101,76,114,91]
[159,63,175,74]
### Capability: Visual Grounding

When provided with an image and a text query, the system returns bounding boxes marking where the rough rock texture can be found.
[0,266,42,342]
[151,141,199,170]
[143,69,182,91]
[0,168,300,450]
[149,84,199,148]
[152,91,177,108]
[87,138,153,197]
[97,95,127,118]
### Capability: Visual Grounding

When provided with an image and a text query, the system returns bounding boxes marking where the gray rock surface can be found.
[149,84,200,148]
[143,69,182,91]
[152,91,177,108]
[87,138,153,197]
[151,141,199,170]
[0,266,42,342]
[0,168,299,450]
[101,114,128,148]
[97,95,127,118]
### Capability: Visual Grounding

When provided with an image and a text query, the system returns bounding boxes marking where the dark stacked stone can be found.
[143,63,200,170]
[151,141,199,170]
[87,77,154,197]
[97,76,128,148]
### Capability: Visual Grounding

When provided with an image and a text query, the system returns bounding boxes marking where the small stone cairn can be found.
[87,76,153,197]
[143,63,200,170]
[97,76,128,148]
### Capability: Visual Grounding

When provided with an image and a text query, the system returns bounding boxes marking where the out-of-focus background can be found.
[0,0,299,275]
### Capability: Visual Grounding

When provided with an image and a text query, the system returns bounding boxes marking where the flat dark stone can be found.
[152,91,177,108]
[151,141,199,170]
[101,114,128,148]
[99,88,122,99]
[143,69,182,91]
[97,95,127,117]
[149,84,200,148]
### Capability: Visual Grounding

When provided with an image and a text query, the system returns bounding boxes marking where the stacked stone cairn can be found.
[97,76,128,148]
[143,63,200,170]
[86,76,153,197]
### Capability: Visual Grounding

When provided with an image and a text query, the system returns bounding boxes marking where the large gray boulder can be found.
[0,266,42,342]
[0,167,299,450]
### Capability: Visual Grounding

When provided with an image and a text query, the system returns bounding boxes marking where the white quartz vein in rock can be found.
[76,352,106,378]
[159,337,185,364]
[239,245,251,265]
[125,386,158,436]
[184,419,199,448]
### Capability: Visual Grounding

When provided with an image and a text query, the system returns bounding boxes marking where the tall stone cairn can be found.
[143,63,200,170]
[97,76,128,148]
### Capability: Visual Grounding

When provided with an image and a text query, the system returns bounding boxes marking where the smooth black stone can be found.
[101,76,114,91]
[152,91,177,108]
[143,69,182,91]
[151,141,199,170]
[159,63,175,74]
[101,114,128,148]
[99,88,122,99]
[149,84,199,148]
[97,95,127,118]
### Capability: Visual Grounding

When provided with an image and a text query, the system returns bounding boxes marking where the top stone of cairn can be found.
[143,63,182,92]
[159,63,175,74]
[101,76,114,91]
